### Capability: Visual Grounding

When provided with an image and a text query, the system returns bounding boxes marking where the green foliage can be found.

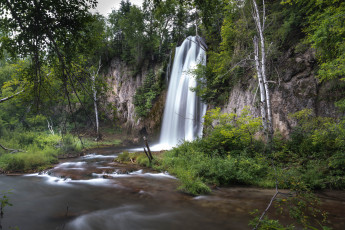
[0,0,97,66]
[0,151,57,172]
[158,106,345,209]
[116,151,131,162]
[249,211,295,230]
[133,70,162,118]
[305,1,345,80]
[158,107,338,228]
[270,109,345,189]
[192,0,252,105]
[160,139,270,195]
[157,108,269,194]
[203,107,263,155]
[0,190,13,216]
[282,0,345,81]
[268,183,331,230]
[0,130,85,172]
[116,151,152,167]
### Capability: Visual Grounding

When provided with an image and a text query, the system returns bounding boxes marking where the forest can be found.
[0,0,345,229]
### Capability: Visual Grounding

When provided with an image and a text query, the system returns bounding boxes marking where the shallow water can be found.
[0,148,344,230]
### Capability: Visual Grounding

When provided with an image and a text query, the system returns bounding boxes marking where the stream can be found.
[0,147,344,230]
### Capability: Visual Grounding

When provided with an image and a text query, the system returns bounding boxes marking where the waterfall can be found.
[157,36,207,149]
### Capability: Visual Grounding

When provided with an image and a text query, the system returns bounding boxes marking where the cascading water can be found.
[157,36,207,149]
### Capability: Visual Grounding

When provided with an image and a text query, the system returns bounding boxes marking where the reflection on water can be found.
[1,148,345,230]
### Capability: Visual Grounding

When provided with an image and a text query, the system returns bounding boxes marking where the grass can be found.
[0,129,123,173]
[115,141,273,195]
[155,140,274,195]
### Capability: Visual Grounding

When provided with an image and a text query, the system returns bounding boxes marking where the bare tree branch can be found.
[0,143,25,154]
[0,89,24,104]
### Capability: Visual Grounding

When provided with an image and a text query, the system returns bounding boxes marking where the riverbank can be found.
[0,126,132,174]
[1,147,345,230]
[116,142,345,229]
[1,144,345,229]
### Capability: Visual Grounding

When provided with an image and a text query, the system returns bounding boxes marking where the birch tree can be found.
[252,0,273,142]
[91,59,102,141]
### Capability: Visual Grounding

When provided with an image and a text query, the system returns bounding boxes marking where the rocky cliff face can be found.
[105,59,166,138]
[222,48,343,137]
[105,49,343,140]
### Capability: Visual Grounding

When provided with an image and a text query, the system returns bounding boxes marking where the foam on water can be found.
[82,153,118,159]
[91,170,176,179]
[25,172,117,187]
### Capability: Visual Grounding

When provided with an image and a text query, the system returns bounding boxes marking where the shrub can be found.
[159,138,270,195]
[0,130,83,172]
[133,70,162,118]
[203,107,263,156]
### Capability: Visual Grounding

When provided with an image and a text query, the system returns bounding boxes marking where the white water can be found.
[155,36,207,150]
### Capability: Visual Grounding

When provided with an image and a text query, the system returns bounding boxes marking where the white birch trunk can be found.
[253,36,267,131]
[47,118,54,135]
[252,0,273,138]
[92,59,101,140]
[0,89,24,103]
[91,74,99,138]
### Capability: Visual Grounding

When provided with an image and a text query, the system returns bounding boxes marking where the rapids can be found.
[0,148,345,230]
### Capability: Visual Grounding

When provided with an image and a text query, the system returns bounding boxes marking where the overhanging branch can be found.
[0,89,24,104]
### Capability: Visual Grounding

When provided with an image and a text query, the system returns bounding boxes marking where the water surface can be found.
[0,148,344,230]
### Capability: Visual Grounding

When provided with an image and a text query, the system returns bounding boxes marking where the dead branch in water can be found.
[143,136,153,162]
[143,148,151,163]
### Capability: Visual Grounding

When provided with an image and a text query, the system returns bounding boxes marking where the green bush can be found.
[202,107,264,156]
[160,139,270,195]
[0,149,58,172]
[0,130,83,172]
[157,108,345,195]
[133,70,162,118]
[116,151,152,167]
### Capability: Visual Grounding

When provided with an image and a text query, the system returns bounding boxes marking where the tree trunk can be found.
[253,36,267,131]
[92,59,101,140]
[252,0,273,141]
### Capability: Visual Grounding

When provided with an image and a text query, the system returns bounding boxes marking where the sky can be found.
[92,0,144,16]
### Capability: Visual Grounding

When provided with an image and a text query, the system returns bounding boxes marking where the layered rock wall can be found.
[105,59,166,138]
[105,48,343,139]
[222,49,342,137]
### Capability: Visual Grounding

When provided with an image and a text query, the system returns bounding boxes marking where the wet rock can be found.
[58,153,81,159]
[102,175,113,179]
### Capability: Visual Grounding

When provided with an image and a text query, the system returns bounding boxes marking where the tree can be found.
[252,0,273,142]
[0,0,97,110]
[0,85,25,153]
[108,3,146,66]
[282,0,345,81]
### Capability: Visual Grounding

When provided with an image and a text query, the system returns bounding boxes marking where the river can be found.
[0,147,344,230]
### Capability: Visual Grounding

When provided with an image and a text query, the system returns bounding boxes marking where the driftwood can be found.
[143,136,153,162]
[143,148,151,163]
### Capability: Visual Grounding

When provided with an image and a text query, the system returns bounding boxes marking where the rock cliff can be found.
[105,59,166,139]
[222,48,343,137]
[105,48,344,139]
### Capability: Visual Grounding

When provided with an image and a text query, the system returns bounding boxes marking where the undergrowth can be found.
[151,108,342,229]
[0,129,122,172]
[0,131,83,172]
[155,108,345,195]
